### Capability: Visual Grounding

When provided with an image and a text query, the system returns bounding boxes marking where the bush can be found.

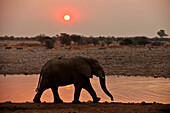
[101,43,105,46]
[134,36,150,45]
[70,34,81,43]
[85,38,99,46]
[86,38,93,45]
[36,34,51,44]
[59,33,72,45]
[77,37,86,45]
[45,39,55,49]
[151,41,165,46]
[98,36,105,41]
[104,38,112,46]
[119,38,133,45]
[92,38,99,46]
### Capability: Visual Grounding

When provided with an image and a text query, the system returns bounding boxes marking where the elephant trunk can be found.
[99,75,114,101]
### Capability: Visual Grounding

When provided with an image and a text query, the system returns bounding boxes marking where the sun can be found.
[64,15,70,21]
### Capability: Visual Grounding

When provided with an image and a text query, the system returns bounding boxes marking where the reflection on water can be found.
[0,75,170,104]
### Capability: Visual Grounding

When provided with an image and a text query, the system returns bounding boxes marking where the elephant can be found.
[33,56,113,103]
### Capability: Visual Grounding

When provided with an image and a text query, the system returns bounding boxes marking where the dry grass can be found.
[1,40,170,50]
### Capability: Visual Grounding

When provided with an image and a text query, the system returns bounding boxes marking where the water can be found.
[0,75,170,104]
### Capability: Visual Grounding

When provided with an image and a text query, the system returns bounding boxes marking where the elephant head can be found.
[76,57,114,101]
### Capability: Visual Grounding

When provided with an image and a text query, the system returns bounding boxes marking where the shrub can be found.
[36,34,50,44]
[101,43,105,46]
[92,38,99,46]
[98,36,105,41]
[70,34,81,43]
[59,33,72,45]
[84,37,99,46]
[86,38,93,45]
[45,39,55,49]
[104,38,112,46]
[151,41,165,46]
[134,36,150,45]
[119,38,133,45]
[77,37,86,45]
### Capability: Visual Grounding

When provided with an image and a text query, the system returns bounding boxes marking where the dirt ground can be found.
[0,41,170,78]
[0,102,170,113]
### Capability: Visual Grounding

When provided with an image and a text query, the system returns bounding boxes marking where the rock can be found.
[87,100,93,103]
[25,101,31,103]
[43,101,46,103]
[5,101,12,103]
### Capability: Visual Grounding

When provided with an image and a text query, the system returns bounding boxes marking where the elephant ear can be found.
[76,59,92,78]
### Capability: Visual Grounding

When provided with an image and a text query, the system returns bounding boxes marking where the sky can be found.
[0,0,169,37]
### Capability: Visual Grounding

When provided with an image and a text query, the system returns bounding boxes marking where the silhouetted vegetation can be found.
[91,37,99,46]
[59,33,72,46]
[157,30,168,38]
[45,39,55,49]
[150,37,170,42]
[36,34,48,44]
[119,36,151,46]
[151,41,165,46]
[35,34,56,49]
[0,32,170,48]
[120,38,133,45]
[104,38,113,46]
[0,36,37,41]
[70,34,82,45]
[134,36,151,45]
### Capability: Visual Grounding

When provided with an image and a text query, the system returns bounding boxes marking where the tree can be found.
[98,36,105,41]
[104,38,112,46]
[45,39,55,49]
[70,34,81,43]
[36,34,47,44]
[86,38,93,45]
[134,36,150,45]
[151,41,165,46]
[119,38,133,45]
[59,33,72,45]
[36,34,55,49]
[92,38,99,46]
[101,43,105,46]
[10,36,14,40]
[157,30,168,38]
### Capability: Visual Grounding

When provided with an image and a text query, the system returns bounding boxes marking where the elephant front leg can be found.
[84,79,100,103]
[33,89,45,103]
[51,87,63,103]
[72,84,82,103]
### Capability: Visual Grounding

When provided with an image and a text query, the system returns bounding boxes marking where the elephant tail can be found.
[35,70,42,92]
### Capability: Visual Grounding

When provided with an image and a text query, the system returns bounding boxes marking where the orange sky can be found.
[0,0,169,37]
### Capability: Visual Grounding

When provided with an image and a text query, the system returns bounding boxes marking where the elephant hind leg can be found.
[51,87,63,103]
[72,84,82,104]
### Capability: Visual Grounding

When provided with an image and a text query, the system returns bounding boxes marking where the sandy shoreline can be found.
[0,102,170,113]
[0,48,170,78]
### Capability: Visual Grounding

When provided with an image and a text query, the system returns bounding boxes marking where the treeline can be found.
[0,33,170,49]
[119,36,170,46]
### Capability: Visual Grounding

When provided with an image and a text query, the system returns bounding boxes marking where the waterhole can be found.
[0,75,169,104]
